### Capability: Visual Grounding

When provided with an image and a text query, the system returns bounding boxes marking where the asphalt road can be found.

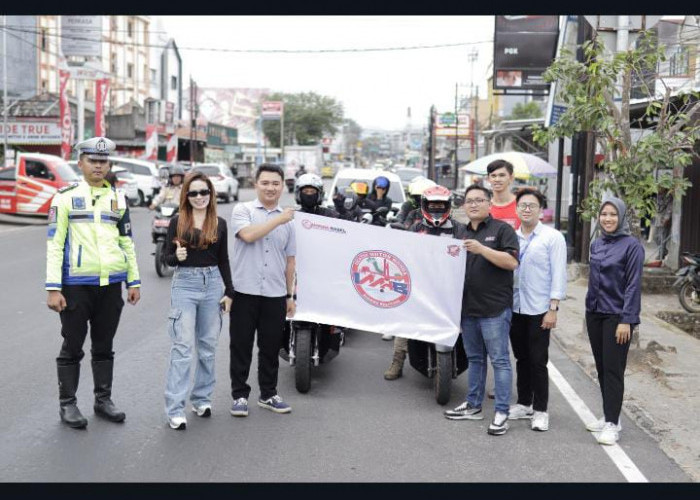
[0,184,690,482]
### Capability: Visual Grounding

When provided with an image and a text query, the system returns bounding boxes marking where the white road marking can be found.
[548,361,648,483]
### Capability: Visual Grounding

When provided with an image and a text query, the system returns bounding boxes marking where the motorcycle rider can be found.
[384,185,468,380]
[280,173,343,363]
[333,185,364,222]
[361,175,393,214]
[149,164,185,210]
[396,177,436,227]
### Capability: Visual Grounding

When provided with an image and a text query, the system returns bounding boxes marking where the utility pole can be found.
[189,76,194,164]
[467,48,478,161]
[3,15,8,167]
[428,106,436,182]
[454,82,459,190]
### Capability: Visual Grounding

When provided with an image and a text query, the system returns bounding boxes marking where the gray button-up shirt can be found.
[230,199,296,297]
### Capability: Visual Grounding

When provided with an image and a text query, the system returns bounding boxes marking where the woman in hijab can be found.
[584,196,644,445]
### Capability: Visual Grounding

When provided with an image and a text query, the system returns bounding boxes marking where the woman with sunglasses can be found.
[162,171,234,430]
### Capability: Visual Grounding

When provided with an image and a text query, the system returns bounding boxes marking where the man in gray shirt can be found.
[228,164,296,417]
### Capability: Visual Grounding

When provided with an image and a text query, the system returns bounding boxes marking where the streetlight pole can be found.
[454,82,459,190]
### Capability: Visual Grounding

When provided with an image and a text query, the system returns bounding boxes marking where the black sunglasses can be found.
[187,189,211,198]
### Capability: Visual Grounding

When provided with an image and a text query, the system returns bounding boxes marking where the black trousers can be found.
[56,283,125,366]
[585,311,632,424]
[229,292,286,400]
[509,312,550,412]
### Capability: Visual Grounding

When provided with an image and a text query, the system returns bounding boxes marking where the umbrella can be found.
[459,152,558,180]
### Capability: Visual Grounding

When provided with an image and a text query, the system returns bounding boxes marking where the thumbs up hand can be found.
[175,240,187,262]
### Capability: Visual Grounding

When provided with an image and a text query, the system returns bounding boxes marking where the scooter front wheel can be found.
[435,351,453,405]
[295,328,312,393]
[679,281,700,313]
[154,240,174,277]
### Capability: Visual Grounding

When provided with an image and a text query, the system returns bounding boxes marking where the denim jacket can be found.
[585,234,644,324]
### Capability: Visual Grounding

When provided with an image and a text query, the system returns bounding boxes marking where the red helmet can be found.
[421,185,452,227]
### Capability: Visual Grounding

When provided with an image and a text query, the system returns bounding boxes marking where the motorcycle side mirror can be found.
[361,213,373,224]
[452,194,465,208]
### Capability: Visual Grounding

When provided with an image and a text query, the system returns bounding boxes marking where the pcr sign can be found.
[261,101,283,120]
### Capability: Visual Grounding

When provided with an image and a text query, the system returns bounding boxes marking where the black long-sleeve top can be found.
[164,215,235,298]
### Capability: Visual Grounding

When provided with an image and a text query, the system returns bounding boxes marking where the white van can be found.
[324,168,406,213]
[108,157,160,206]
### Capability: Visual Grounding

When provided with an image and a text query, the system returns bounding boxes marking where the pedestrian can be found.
[508,188,567,432]
[444,184,519,436]
[228,164,296,417]
[585,196,644,445]
[487,159,520,230]
[162,171,234,430]
[45,136,141,429]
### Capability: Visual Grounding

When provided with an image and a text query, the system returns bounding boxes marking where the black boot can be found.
[92,359,126,423]
[57,363,88,429]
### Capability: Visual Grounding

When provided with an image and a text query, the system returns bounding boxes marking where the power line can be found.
[1,25,494,54]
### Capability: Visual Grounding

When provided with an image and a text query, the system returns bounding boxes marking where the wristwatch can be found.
[286,294,297,300]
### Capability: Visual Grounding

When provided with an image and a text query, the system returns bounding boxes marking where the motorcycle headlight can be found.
[161,206,175,217]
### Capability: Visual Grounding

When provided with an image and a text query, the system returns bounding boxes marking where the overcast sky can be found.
[158,16,495,131]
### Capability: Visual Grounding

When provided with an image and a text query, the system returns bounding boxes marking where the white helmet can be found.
[295,173,324,205]
[408,177,436,197]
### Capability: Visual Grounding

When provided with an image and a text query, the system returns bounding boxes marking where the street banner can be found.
[261,101,283,120]
[144,124,158,161]
[166,133,178,162]
[61,16,102,57]
[293,213,467,347]
[94,78,110,137]
[59,70,72,160]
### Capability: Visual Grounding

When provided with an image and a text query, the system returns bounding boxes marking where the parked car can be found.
[110,166,140,206]
[0,153,80,216]
[324,168,406,213]
[394,167,425,192]
[191,163,239,203]
[108,156,160,206]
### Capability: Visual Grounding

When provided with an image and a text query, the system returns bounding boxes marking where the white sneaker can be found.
[595,422,620,445]
[168,415,187,430]
[508,403,534,420]
[531,411,549,431]
[382,334,394,341]
[192,404,211,417]
[586,417,621,433]
[487,411,509,436]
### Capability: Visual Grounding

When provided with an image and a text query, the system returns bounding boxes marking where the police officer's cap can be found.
[75,137,116,160]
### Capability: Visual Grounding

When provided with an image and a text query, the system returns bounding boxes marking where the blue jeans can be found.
[461,308,513,414]
[165,266,224,418]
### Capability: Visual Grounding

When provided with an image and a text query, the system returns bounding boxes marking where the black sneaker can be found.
[444,401,483,420]
[487,411,509,436]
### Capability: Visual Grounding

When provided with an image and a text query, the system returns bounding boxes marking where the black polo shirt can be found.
[462,215,519,318]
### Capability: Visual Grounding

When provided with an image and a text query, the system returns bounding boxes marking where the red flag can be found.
[95,78,110,137]
[59,70,72,160]
[144,124,158,160]
[166,134,178,162]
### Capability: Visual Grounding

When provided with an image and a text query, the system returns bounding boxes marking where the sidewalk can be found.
[555,272,700,481]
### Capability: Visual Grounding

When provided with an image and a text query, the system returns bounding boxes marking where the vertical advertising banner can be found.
[166,134,178,162]
[94,78,110,137]
[59,70,72,160]
[144,124,158,161]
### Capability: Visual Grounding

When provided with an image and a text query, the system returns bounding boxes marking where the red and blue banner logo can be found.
[350,250,411,308]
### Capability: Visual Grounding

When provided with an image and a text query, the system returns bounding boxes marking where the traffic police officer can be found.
[46,136,141,429]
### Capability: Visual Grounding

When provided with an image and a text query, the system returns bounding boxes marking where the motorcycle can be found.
[407,337,468,405]
[674,252,700,313]
[386,221,468,404]
[360,205,391,226]
[281,320,345,393]
[151,203,178,277]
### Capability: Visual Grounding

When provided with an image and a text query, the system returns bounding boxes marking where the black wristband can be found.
[286,294,297,300]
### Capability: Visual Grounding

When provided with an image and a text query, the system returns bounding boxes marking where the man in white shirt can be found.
[508,188,567,432]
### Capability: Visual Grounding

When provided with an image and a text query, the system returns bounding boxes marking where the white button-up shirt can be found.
[230,199,296,297]
[513,222,567,315]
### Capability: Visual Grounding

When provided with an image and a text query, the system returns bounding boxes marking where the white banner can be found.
[61,16,103,57]
[293,213,467,348]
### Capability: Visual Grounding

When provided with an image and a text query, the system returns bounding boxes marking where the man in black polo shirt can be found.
[444,184,519,436]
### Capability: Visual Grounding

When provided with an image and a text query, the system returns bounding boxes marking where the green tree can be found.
[508,101,543,120]
[262,91,345,147]
[532,32,700,237]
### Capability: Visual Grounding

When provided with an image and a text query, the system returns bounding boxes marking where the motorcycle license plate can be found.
[154,219,171,228]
